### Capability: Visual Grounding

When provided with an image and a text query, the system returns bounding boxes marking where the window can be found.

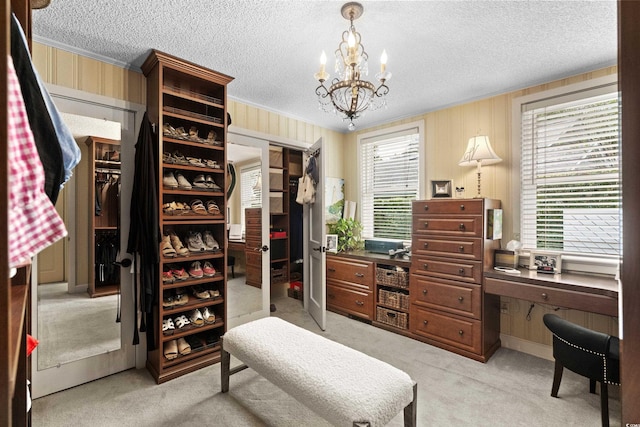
[359,124,422,241]
[520,83,620,257]
[240,164,261,233]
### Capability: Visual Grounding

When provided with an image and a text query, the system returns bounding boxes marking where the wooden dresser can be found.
[410,198,501,362]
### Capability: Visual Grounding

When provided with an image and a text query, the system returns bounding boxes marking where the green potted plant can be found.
[328,218,364,252]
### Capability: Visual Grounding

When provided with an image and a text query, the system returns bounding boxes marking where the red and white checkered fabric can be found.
[7,56,67,268]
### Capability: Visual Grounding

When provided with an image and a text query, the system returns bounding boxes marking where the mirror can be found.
[36,116,122,370]
[226,141,265,321]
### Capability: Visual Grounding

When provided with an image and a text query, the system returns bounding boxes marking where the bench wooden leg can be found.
[221,338,230,393]
[403,382,417,427]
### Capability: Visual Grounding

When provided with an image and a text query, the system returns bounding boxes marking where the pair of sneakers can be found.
[187,231,219,252]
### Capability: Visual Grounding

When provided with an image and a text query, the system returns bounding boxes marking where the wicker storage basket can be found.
[376,307,408,330]
[379,289,410,311]
[376,266,409,289]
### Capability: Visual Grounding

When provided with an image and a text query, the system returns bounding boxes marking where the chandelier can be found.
[314,2,392,131]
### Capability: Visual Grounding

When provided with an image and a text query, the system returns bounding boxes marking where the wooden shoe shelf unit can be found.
[142,50,234,383]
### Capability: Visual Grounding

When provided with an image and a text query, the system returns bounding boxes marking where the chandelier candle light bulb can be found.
[381,49,387,73]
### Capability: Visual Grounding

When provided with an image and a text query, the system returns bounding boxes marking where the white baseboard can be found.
[500,334,553,361]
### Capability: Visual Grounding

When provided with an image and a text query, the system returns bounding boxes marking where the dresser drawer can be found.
[327,257,374,289]
[410,275,481,319]
[412,215,483,237]
[412,236,482,261]
[413,199,484,215]
[411,256,482,284]
[327,282,373,320]
[411,307,482,354]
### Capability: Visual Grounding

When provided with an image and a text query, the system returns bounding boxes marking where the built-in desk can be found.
[484,268,619,317]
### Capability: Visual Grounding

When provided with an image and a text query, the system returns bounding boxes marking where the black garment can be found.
[126,113,160,347]
[11,14,64,204]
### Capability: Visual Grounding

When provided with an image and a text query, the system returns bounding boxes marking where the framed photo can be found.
[529,251,562,274]
[326,234,338,253]
[431,180,452,198]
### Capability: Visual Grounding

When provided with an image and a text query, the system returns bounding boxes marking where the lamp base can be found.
[474,171,483,199]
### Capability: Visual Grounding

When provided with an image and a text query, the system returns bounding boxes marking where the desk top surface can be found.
[484,268,619,298]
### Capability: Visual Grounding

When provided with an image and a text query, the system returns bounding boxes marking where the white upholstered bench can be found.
[221,317,417,427]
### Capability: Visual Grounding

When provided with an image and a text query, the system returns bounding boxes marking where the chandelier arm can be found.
[315,83,330,98]
[374,82,389,97]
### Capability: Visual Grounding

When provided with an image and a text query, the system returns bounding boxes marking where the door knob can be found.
[257,245,269,252]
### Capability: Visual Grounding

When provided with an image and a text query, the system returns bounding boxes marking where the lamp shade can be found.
[458,136,502,166]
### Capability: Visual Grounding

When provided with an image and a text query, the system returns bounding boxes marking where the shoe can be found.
[210,289,221,299]
[177,337,191,355]
[206,200,220,215]
[174,287,189,306]
[205,130,217,145]
[189,261,204,278]
[188,126,201,142]
[161,234,177,258]
[192,174,210,191]
[173,314,191,330]
[190,199,208,215]
[184,335,204,351]
[202,306,216,324]
[206,175,222,191]
[169,264,190,281]
[187,157,206,167]
[204,331,220,346]
[174,127,189,140]
[162,265,175,283]
[172,150,189,165]
[189,309,205,327]
[163,172,178,189]
[162,318,175,335]
[162,291,175,309]
[187,231,206,252]
[202,231,219,251]
[168,231,190,256]
[202,261,216,277]
[205,159,221,169]
[176,173,192,190]
[192,285,210,299]
[163,340,178,360]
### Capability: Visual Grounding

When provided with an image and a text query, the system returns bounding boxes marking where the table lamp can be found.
[458,135,502,198]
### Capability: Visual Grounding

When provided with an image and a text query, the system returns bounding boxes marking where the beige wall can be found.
[33,42,617,354]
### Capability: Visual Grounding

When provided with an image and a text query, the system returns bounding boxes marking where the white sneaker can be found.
[203,230,219,251]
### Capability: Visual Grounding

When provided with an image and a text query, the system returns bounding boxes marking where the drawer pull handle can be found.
[328,268,336,272]
[423,320,428,325]
[423,263,429,270]
[541,293,548,300]
[458,245,465,252]
[424,221,429,228]
[458,268,465,275]
[424,242,429,248]
[460,204,465,210]
[424,205,429,211]
[458,296,464,302]
[458,330,464,336]
[355,300,364,306]
[422,289,428,295]
[355,273,364,277]
[459,223,466,231]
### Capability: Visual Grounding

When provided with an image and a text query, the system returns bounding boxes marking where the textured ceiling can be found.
[31,0,617,133]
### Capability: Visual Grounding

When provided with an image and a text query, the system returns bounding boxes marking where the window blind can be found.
[240,164,261,232]
[360,129,419,240]
[521,89,620,256]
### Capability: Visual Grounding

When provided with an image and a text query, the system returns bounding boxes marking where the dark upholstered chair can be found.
[543,314,620,427]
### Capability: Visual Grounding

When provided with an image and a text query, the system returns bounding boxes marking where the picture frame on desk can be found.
[529,250,562,274]
[431,180,452,198]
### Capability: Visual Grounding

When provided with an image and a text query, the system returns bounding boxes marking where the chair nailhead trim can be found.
[553,333,620,386]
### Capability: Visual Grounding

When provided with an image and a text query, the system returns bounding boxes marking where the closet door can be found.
[30,87,144,398]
